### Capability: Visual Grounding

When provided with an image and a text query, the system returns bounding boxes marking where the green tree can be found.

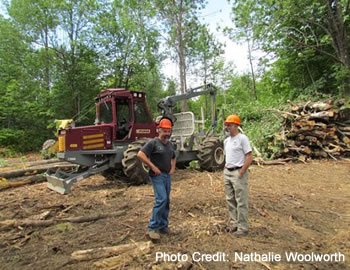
[230,0,350,96]
[94,0,163,112]
[52,0,101,119]
[0,16,52,152]
[8,0,59,93]
[154,0,206,111]
[187,24,225,85]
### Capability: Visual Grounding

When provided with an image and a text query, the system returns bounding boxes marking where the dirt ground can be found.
[0,159,350,270]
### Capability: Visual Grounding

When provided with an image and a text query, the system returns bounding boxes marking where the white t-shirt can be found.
[224,133,252,168]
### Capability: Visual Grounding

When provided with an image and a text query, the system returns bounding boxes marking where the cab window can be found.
[99,101,113,124]
[134,102,152,124]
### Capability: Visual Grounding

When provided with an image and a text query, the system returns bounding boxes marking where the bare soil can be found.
[0,160,349,270]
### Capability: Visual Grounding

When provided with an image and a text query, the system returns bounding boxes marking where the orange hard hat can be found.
[157,118,172,129]
[224,114,241,126]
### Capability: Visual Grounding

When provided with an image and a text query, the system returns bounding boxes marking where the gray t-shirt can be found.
[141,138,176,176]
[224,133,252,168]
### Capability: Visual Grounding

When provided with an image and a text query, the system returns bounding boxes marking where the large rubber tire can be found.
[121,138,151,185]
[102,168,125,182]
[198,137,225,171]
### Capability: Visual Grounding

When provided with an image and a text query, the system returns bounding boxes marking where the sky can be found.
[201,0,250,72]
[163,0,251,81]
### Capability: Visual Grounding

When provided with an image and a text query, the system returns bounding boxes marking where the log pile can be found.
[273,99,350,160]
[0,160,78,190]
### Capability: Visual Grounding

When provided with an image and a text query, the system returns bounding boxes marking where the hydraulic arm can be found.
[157,83,218,129]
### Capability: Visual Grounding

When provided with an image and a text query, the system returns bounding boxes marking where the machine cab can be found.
[96,88,157,142]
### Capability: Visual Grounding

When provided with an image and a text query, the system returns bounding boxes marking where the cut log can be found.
[338,126,350,132]
[93,241,153,268]
[312,150,328,159]
[295,140,309,147]
[72,241,153,262]
[289,146,312,155]
[308,110,336,123]
[293,120,316,128]
[311,102,332,111]
[0,210,126,230]
[297,134,305,141]
[305,136,318,143]
[1,159,62,168]
[0,175,46,191]
[0,164,77,179]
[314,122,328,129]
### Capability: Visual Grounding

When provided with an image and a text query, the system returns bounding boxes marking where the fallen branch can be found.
[72,241,153,262]
[207,173,213,186]
[93,241,153,268]
[0,210,126,230]
[266,109,300,118]
[253,204,269,217]
[0,163,77,179]
[1,159,62,169]
[0,175,46,191]
[256,158,298,165]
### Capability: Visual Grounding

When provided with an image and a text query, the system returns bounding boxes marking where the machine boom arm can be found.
[157,83,218,129]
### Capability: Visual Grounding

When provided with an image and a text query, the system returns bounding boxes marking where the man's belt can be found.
[226,166,242,171]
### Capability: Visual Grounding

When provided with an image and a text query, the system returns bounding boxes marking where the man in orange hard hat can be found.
[137,118,176,241]
[223,114,253,236]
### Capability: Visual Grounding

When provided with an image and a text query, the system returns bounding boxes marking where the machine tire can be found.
[121,138,151,185]
[102,168,125,182]
[198,137,225,171]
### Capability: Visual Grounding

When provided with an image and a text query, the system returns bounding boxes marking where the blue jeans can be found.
[148,173,171,231]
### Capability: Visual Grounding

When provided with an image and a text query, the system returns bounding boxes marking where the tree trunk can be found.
[247,38,257,100]
[325,0,350,96]
[177,9,188,112]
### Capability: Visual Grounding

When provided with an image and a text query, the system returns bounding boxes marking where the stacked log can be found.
[273,99,350,160]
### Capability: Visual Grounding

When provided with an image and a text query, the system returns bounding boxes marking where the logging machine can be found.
[46,84,225,194]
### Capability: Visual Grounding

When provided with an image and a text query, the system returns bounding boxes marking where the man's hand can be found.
[239,169,245,178]
[152,166,161,176]
[170,158,176,175]
[137,151,160,175]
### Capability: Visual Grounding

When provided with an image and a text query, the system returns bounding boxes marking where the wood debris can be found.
[272,99,350,160]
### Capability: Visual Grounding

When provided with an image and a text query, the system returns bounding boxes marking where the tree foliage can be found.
[230,0,350,96]
[1,0,347,156]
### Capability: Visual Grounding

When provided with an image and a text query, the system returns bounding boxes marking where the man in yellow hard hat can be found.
[223,114,253,236]
[137,118,176,241]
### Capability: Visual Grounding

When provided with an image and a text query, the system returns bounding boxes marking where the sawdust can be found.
[0,160,349,270]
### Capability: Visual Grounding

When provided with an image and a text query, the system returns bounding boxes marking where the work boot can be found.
[159,228,169,234]
[148,230,160,241]
[233,230,248,237]
[225,225,238,233]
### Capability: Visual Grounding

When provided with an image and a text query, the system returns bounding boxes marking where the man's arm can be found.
[170,158,176,175]
[239,152,253,177]
[137,151,161,175]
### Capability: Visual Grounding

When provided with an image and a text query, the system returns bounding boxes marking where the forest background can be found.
[0,0,349,158]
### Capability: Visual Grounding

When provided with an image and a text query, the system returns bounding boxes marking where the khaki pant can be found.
[224,168,249,231]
